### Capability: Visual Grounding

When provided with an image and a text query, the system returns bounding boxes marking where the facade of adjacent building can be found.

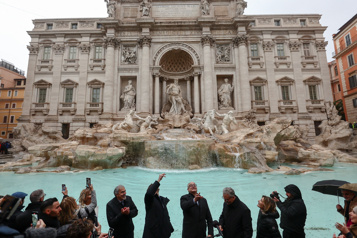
[0,60,26,139]
[19,0,333,139]
[328,60,343,102]
[333,14,357,122]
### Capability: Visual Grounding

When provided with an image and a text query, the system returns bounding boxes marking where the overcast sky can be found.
[0,0,355,74]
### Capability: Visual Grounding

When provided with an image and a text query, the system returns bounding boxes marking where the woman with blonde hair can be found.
[57,196,79,238]
[256,195,281,238]
[78,184,98,226]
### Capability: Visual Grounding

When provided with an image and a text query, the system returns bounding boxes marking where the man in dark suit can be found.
[180,182,213,238]
[218,187,252,238]
[106,185,138,238]
[143,173,174,238]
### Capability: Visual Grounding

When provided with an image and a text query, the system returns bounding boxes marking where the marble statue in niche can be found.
[166,79,187,115]
[216,45,230,63]
[122,47,137,64]
[120,80,136,110]
[218,78,234,109]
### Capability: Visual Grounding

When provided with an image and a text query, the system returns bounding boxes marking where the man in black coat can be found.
[180,182,213,238]
[107,185,138,238]
[143,173,174,238]
[16,189,45,233]
[272,184,307,238]
[38,197,62,229]
[218,187,252,238]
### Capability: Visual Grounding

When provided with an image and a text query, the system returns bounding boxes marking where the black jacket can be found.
[219,196,253,238]
[38,212,60,229]
[276,184,306,235]
[106,195,138,238]
[256,210,281,238]
[143,181,174,238]
[180,193,213,238]
[15,202,42,233]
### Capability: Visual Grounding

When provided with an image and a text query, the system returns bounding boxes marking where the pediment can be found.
[61,79,78,86]
[39,40,54,45]
[276,77,294,85]
[250,77,267,85]
[273,36,288,42]
[303,76,321,84]
[87,79,104,86]
[249,36,262,43]
[34,79,51,86]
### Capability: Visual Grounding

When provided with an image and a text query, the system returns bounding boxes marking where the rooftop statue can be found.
[236,0,247,16]
[140,0,151,17]
[105,0,116,18]
[201,0,210,15]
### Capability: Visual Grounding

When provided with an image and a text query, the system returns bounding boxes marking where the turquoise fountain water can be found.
[1,163,356,237]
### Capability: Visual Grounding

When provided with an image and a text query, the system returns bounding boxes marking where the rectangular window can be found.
[5,104,9,109]
[277,43,285,57]
[16,80,21,86]
[300,19,306,26]
[94,46,103,59]
[3,116,7,123]
[69,46,77,60]
[92,88,100,103]
[10,116,15,123]
[7,91,11,97]
[254,86,263,100]
[353,98,357,108]
[71,23,78,29]
[334,66,338,76]
[303,43,310,56]
[14,90,18,97]
[349,75,357,89]
[348,54,355,67]
[345,34,352,47]
[12,103,16,108]
[1,132,5,136]
[281,86,290,100]
[43,46,51,60]
[338,84,341,91]
[1,84,4,88]
[274,20,281,26]
[250,44,259,57]
[308,85,318,100]
[249,21,256,26]
[38,88,47,103]
[65,88,74,103]
[97,23,102,29]
[46,23,53,30]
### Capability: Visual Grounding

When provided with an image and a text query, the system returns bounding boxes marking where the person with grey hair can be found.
[16,189,46,233]
[180,181,213,238]
[106,185,138,238]
[218,187,252,238]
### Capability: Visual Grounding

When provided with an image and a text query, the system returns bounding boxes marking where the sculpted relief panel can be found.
[152,4,200,18]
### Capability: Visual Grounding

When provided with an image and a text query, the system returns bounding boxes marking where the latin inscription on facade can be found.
[152,4,200,18]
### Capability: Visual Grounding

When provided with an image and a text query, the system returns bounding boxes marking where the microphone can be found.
[213,220,223,237]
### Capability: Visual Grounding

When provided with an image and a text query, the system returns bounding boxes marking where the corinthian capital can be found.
[201,35,215,47]
[27,44,39,54]
[79,44,91,54]
[289,41,301,52]
[53,44,65,55]
[262,41,275,51]
[315,40,328,51]
[105,37,120,48]
[138,36,152,48]
[232,34,248,47]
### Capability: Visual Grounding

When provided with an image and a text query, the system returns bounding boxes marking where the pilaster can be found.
[201,35,215,112]
[316,40,333,102]
[138,36,152,113]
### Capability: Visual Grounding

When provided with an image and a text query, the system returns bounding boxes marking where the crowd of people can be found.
[0,173,356,238]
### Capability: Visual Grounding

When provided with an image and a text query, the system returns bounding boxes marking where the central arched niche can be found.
[159,49,193,73]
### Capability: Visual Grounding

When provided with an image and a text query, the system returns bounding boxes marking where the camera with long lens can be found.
[270,191,279,200]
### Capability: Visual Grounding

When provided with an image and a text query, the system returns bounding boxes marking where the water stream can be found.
[1,163,356,237]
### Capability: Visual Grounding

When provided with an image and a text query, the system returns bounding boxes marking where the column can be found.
[162,79,167,106]
[201,36,215,112]
[48,43,65,116]
[154,73,160,114]
[186,79,191,105]
[232,42,241,112]
[193,73,200,113]
[20,44,39,121]
[233,34,251,112]
[103,37,119,115]
[76,42,91,116]
[138,36,152,113]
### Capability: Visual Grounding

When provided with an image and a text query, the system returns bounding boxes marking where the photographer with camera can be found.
[271,184,307,238]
